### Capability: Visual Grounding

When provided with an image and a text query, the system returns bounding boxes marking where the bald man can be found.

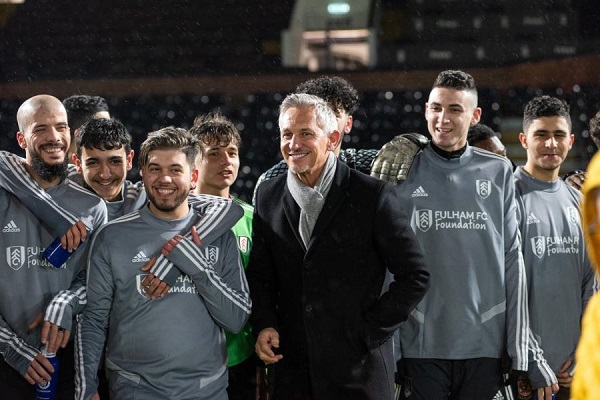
[0,95,107,398]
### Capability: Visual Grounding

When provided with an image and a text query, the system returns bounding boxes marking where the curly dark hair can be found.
[588,110,600,148]
[76,118,132,158]
[523,95,571,132]
[295,76,359,116]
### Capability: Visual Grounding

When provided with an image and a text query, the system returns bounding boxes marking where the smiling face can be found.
[17,97,70,186]
[74,146,134,201]
[279,105,340,187]
[194,141,239,198]
[425,87,481,152]
[519,115,574,181]
[142,148,197,220]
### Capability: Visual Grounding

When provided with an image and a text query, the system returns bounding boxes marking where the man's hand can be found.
[563,170,586,191]
[29,312,69,355]
[60,220,89,252]
[24,353,54,386]
[255,328,283,364]
[556,358,573,387]
[139,226,202,300]
[92,392,100,400]
[536,383,559,399]
[40,321,70,354]
[140,256,171,300]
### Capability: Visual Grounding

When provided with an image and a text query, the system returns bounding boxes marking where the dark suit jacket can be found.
[247,161,430,400]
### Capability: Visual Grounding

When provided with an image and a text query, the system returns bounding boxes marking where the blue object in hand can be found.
[43,237,72,269]
[35,346,59,400]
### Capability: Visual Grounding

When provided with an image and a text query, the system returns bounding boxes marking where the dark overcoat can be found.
[247,161,429,400]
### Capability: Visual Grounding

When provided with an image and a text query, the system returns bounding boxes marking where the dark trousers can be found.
[227,354,260,400]
[0,341,75,400]
[400,358,503,400]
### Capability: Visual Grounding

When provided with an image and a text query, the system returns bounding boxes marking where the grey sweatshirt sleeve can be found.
[503,175,530,372]
[43,198,107,330]
[75,231,114,400]
[0,153,107,331]
[0,151,78,235]
[0,314,40,377]
[43,271,87,331]
[149,196,243,286]
[527,329,558,388]
[164,231,251,333]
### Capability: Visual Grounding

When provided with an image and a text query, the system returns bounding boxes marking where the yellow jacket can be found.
[572,152,600,400]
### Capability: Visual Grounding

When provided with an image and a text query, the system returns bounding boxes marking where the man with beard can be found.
[76,127,251,400]
[0,94,107,398]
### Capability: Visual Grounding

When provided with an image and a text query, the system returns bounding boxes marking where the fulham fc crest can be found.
[476,179,492,199]
[566,206,580,225]
[531,236,546,259]
[416,209,433,232]
[7,246,25,271]
[238,236,250,254]
[204,246,219,265]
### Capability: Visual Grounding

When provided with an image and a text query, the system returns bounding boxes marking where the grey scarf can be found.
[287,152,337,248]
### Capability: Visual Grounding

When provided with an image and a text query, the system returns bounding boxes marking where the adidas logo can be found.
[132,251,150,263]
[526,213,540,225]
[411,186,428,197]
[2,220,21,233]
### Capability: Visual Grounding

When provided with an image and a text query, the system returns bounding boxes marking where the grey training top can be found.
[76,200,251,400]
[0,178,107,376]
[397,145,529,371]
[514,167,596,376]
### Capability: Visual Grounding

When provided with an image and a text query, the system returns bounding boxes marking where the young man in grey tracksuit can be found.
[513,95,597,400]
[76,127,251,400]
[393,70,554,399]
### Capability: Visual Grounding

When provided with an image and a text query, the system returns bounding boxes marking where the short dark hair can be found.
[63,95,110,133]
[138,127,200,170]
[523,95,571,132]
[432,70,477,93]
[190,112,241,149]
[295,76,359,116]
[76,118,132,158]
[467,123,497,145]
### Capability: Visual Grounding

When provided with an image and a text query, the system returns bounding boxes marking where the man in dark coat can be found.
[247,93,430,400]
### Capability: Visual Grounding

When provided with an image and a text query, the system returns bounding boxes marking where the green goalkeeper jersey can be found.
[227,197,255,366]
